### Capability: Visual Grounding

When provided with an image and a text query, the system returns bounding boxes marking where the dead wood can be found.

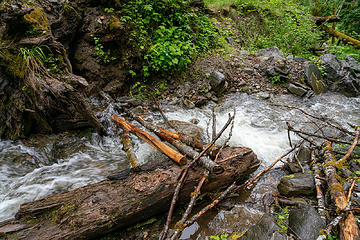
[121,129,141,171]
[0,147,260,240]
[112,114,187,165]
[134,116,223,174]
[322,141,360,240]
[321,25,360,48]
[311,150,326,220]
[314,15,341,25]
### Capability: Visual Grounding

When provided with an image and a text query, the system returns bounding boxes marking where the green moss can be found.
[23,4,50,35]
[48,203,77,224]
[108,15,122,31]
[329,182,344,195]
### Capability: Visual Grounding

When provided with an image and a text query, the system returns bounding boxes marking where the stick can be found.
[340,131,359,162]
[151,94,176,130]
[159,113,235,240]
[112,114,187,165]
[121,129,141,171]
[134,116,223,174]
[212,107,216,141]
[215,112,235,162]
[311,150,326,220]
[170,170,209,240]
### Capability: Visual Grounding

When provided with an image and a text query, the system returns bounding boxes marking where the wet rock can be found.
[209,71,228,96]
[287,83,308,97]
[195,96,208,107]
[319,54,360,97]
[294,57,306,62]
[304,64,327,94]
[277,173,315,196]
[296,145,311,163]
[288,204,325,240]
[256,46,284,63]
[347,56,360,73]
[255,92,270,100]
[169,120,203,138]
[183,99,195,109]
[239,214,288,240]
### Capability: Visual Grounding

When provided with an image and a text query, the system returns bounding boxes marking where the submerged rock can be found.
[239,214,288,240]
[288,204,325,240]
[277,173,315,196]
[169,120,203,138]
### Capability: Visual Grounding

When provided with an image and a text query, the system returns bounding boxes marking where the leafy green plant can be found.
[210,234,228,240]
[272,205,289,233]
[327,44,360,62]
[117,0,224,80]
[234,0,321,57]
[92,35,116,64]
[269,74,282,84]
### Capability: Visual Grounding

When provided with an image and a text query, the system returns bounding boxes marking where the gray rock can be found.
[277,173,315,196]
[304,64,328,94]
[347,56,360,73]
[296,145,311,163]
[239,49,250,55]
[294,57,306,62]
[169,120,203,138]
[243,67,254,74]
[256,92,270,100]
[320,54,360,96]
[195,96,208,107]
[256,46,284,63]
[287,83,308,97]
[286,55,294,60]
[209,71,228,96]
[289,204,326,240]
[183,99,195,109]
[239,214,288,240]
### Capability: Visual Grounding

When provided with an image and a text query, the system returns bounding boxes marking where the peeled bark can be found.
[121,129,141,171]
[0,147,260,240]
[322,141,360,240]
[112,114,187,165]
[134,116,224,174]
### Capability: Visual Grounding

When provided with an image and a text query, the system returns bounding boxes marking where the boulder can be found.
[239,214,288,240]
[295,145,311,163]
[256,46,284,63]
[288,204,326,240]
[319,54,360,97]
[169,120,203,138]
[277,173,315,196]
[304,64,327,94]
[209,71,228,96]
[287,83,308,97]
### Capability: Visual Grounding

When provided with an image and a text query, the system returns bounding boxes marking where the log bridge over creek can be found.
[0,114,261,240]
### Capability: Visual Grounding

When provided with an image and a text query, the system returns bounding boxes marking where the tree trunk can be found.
[0,147,260,240]
[322,141,360,240]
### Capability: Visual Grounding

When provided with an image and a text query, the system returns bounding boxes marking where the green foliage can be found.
[234,0,320,57]
[272,205,289,233]
[269,74,283,84]
[210,234,228,240]
[327,44,360,62]
[117,0,224,80]
[92,35,116,64]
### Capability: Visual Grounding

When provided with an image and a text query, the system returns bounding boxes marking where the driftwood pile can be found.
[279,105,360,240]
[0,104,262,240]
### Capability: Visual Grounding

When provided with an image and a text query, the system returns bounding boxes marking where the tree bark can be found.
[0,147,260,240]
[322,141,360,240]
[321,25,360,49]
[112,114,187,165]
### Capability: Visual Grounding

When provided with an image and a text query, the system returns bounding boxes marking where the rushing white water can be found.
[0,92,359,221]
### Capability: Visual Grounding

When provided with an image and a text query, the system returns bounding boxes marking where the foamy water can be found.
[0,92,359,221]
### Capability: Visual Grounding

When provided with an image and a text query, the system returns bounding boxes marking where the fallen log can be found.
[0,147,260,240]
[112,114,187,165]
[134,116,224,174]
[322,141,360,240]
[321,25,360,49]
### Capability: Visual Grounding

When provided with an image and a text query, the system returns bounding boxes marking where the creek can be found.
[0,92,359,238]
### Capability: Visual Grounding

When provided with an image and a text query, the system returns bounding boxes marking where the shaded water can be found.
[0,92,359,232]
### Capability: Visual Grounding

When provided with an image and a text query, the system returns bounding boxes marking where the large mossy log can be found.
[0,147,260,240]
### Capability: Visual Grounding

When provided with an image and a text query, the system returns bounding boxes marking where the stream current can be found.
[0,92,359,235]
